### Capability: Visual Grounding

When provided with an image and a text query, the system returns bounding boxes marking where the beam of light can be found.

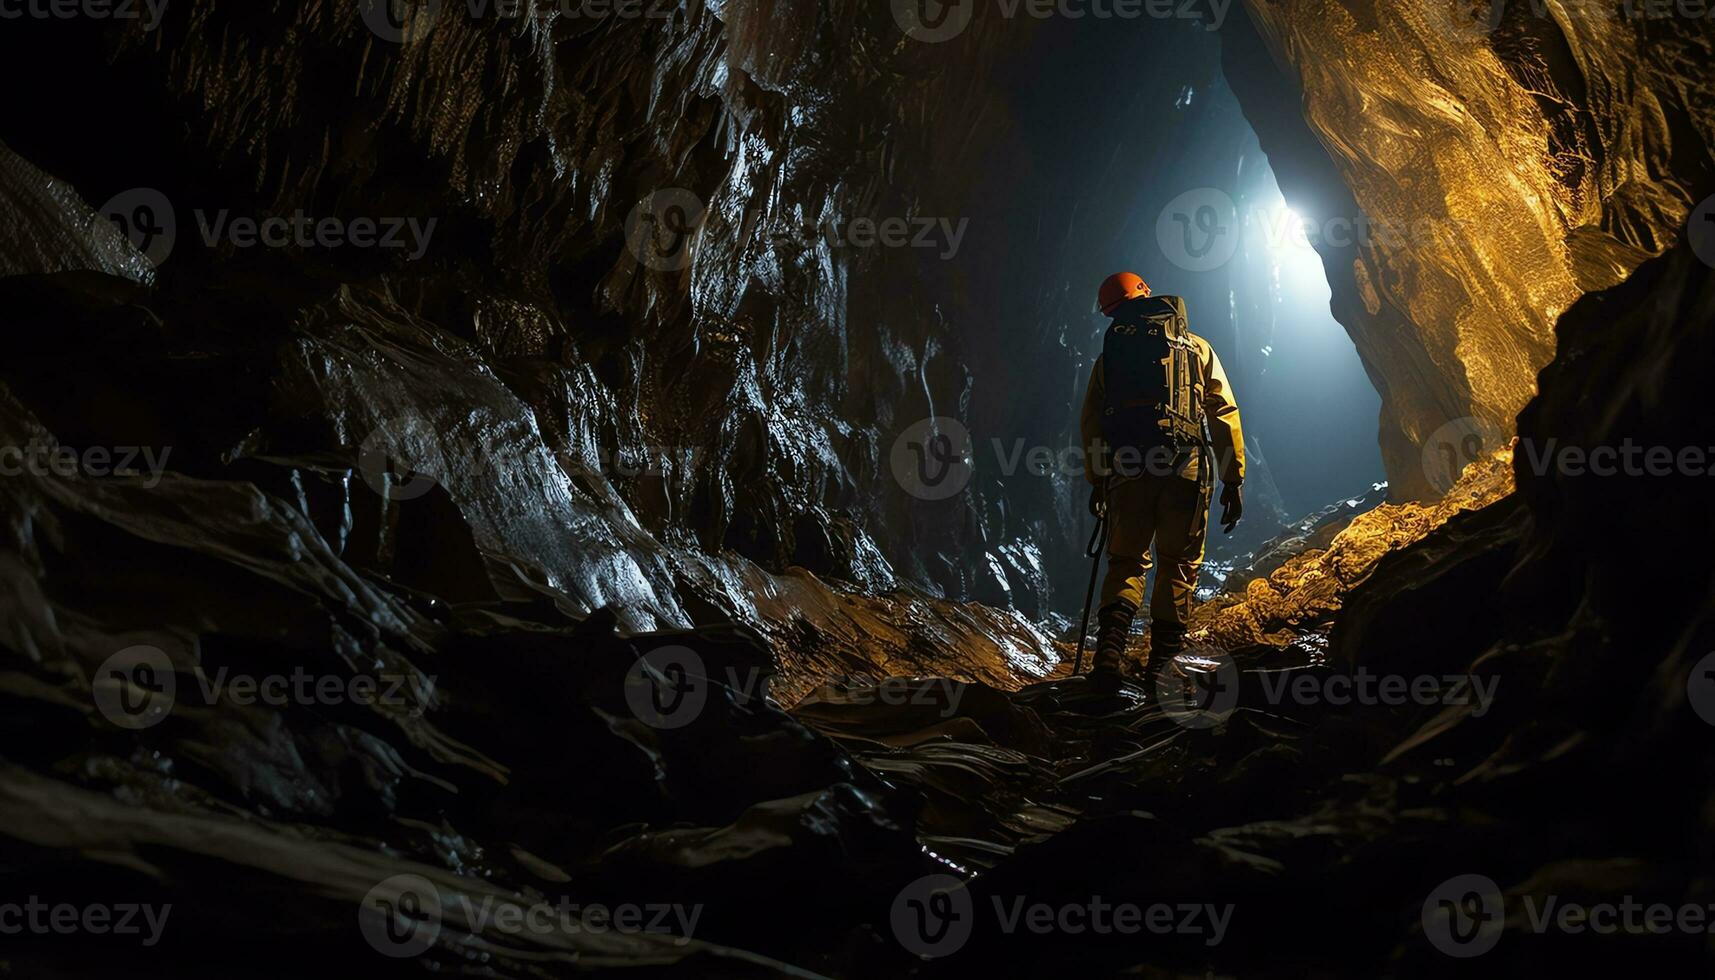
[1215,164,1386,518]
[1254,200,1328,297]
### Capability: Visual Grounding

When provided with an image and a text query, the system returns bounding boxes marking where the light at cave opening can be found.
[1229,170,1384,517]
[1257,203,1327,289]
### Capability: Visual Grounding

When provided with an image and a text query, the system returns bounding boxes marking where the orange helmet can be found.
[1097,272,1151,315]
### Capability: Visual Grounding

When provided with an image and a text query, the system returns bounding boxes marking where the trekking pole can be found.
[1072,502,1110,676]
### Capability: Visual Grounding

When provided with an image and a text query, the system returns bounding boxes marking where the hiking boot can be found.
[1150,623,1188,657]
[1144,624,1187,698]
[1089,600,1138,687]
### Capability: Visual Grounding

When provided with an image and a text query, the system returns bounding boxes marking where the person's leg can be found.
[1092,476,1161,679]
[1147,475,1211,659]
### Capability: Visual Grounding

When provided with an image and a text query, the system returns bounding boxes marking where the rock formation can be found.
[0,1,1711,975]
[1228,0,1713,496]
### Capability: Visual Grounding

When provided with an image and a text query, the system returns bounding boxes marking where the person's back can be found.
[1079,273,1246,686]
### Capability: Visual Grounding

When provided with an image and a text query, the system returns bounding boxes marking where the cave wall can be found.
[2,3,1713,975]
[0,1,1296,643]
[1227,0,1715,498]
[4,1,1709,662]
[0,1,1092,680]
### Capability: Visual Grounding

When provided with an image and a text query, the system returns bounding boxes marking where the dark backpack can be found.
[1099,295,1203,471]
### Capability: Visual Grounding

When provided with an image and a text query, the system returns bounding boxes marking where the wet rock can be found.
[1189,450,1515,651]
[1225,3,1715,498]
[0,2,1711,976]
[0,141,154,282]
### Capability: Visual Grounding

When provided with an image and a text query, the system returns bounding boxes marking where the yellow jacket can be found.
[1080,333,1245,487]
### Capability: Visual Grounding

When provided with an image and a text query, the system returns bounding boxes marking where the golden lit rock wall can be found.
[1239,0,1712,496]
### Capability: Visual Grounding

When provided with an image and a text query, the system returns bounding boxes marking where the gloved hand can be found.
[1219,483,1244,534]
[1088,484,1105,518]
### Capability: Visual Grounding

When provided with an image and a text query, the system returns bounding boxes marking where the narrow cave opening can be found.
[1088,89,1389,603]
[1223,164,1386,517]
[965,22,1390,612]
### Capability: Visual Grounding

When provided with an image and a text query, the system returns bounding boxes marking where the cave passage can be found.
[1223,164,1385,515]
[962,28,1395,613]
[0,4,1710,978]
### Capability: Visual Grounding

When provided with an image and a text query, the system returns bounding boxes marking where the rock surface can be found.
[0,1,1711,976]
[1229,0,1714,497]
